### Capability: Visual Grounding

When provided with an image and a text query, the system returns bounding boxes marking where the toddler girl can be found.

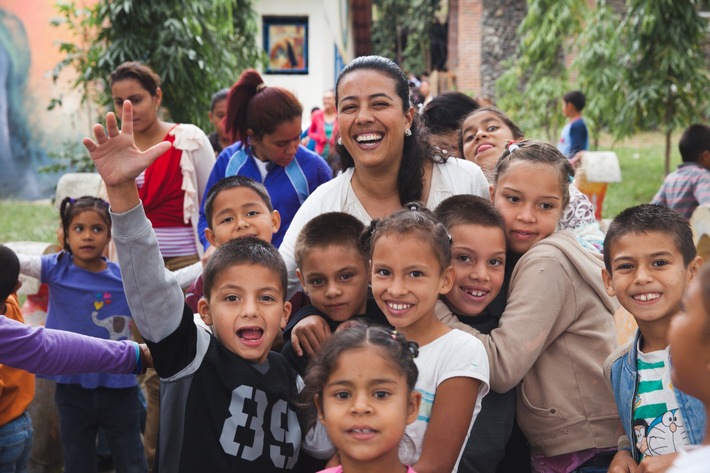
[667,263,710,472]
[460,107,604,253]
[302,323,421,473]
[18,196,146,472]
[368,206,489,473]
[457,140,620,471]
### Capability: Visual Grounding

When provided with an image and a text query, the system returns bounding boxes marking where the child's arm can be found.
[17,253,42,279]
[413,377,481,473]
[0,313,145,376]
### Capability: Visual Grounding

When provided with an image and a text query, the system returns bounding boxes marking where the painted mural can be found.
[1,2,94,199]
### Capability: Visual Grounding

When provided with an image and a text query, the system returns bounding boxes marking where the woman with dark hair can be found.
[197,69,332,248]
[279,55,490,297]
[109,61,215,270]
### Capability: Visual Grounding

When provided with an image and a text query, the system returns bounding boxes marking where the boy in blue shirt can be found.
[602,204,707,471]
[558,90,589,162]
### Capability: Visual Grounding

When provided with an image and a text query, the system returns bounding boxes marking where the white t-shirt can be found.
[668,445,710,473]
[400,329,490,471]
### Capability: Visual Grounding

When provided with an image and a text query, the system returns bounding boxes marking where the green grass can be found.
[599,132,682,219]
[0,200,59,243]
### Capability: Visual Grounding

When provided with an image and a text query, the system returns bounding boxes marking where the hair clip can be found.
[256,83,267,92]
[507,141,519,152]
[407,341,419,359]
[407,203,421,211]
[568,174,575,184]
[447,233,453,245]
[391,330,399,341]
[68,197,76,204]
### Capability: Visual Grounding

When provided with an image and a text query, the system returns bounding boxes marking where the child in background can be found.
[207,88,230,156]
[16,196,147,473]
[368,206,489,473]
[83,102,330,472]
[652,124,710,219]
[460,107,603,253]
[300,323,422,473]
[434,195,525,473]
[602,204,706,471]
[557,90,589,162]
[282,212,388,375]
[184,175,280,313]
[450,141,620,471]
[667,263,710,472]
[0,244,149,473]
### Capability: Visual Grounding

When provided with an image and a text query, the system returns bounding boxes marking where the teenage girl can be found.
[455,140,620,471]
[459,107,604,253]
[667,263,710,472]
[367,207,490,473]
[301,323,421,473]
[18,196,146,473]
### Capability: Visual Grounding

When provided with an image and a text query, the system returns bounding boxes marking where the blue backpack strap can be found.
[225,145,250,177]
[283,158,309,204]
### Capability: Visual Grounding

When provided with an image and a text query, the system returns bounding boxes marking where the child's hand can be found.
[83,101,171,187]
[636,453,677,473]
[138,343,154,373]
[291,315,331,357]
[608,450,637,472]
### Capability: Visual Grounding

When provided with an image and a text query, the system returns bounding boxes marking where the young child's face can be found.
[198,263,290,363]
[66,210,110,270]
[443,223,506,317]
[372,233,453,339]
[205,187,280,247]
[669,275,710,400]
[492,161,563,255]
[461,111,517,179]
[317,345,420,468]
[208,98,229,142]
[296,245,369,322]
[602,231,700,329]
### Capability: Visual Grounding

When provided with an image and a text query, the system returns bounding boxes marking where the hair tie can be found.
[407,203,421,211]
[507,141,519,152]
[256,83,267,92]
[391,330,398,341]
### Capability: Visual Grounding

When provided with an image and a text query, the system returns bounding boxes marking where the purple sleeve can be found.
[0,315,138,375]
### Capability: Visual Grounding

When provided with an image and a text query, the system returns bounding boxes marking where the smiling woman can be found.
[279,55,490,298]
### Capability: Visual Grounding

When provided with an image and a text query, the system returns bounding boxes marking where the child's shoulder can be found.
[602,338,635,382]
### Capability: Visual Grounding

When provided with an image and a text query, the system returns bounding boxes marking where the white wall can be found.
[254,0,356,123]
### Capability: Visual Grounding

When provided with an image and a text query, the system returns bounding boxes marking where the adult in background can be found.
[198,70,332,249]
[308,89,338,161]
[109,61,214,270]
[206,88,230,156]
[279,55,490,298]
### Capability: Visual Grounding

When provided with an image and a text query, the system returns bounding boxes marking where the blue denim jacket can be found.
[605,330,706,462]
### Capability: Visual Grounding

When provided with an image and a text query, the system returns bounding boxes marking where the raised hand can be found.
[82,100,171,187]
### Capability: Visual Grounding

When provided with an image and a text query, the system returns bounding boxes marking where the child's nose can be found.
[350,392,373,414]
[469,263,490,281]
[325,282,342,298]
[634,267,653,284]
[388,277,408,296]
[518,205,536,222]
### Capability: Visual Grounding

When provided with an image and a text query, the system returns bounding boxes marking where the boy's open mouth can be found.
[237,327,264,341]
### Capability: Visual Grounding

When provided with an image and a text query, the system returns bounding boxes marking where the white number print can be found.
[219,385,300,468]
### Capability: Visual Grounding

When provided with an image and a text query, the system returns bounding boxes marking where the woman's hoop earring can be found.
[337,137,343,145]
[405,128,412,137]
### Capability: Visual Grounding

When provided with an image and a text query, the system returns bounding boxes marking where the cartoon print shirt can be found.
[40,252,136,389]
[632,345,689,460]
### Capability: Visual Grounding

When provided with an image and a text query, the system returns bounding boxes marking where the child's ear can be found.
[198,298,214,326]
[407,390,422,425]
[271,210,281,234]
[315,393,325,421]
[281,301,292,330]
[205,227,217,248]
[687,256,703,282]
[438,265,455,295]
[601,268,616,297]
[13,280,22,293]
[489,184,495,201]
[296,269,308,295]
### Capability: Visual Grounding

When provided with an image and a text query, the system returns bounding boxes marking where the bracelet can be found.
[132,342,143,375]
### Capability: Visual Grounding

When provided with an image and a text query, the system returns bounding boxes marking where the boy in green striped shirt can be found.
[601,204,707,471]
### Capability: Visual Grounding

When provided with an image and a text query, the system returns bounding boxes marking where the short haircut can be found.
[0,245,20,301]
[678,124,710,163]
[603,204,697,272]
[294,212,367,269]
[202,237,287,300]
[434,195,505,234]
[203,176,273,230]
[210,88,229,111]
[563,90,586,112]
[422,91,480,135]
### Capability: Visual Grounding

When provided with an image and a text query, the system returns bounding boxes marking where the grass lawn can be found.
[0,200,58,244]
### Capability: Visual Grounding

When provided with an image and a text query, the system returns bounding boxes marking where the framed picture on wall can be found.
[263,16,308,74]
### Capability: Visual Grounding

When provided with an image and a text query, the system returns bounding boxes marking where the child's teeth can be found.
[635,293,659,301]
[388,302,411,310]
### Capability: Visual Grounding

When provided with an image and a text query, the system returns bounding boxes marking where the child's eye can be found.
[651,260,669,268]
[615,263,633,272]
[246,210,260,217]
[225,295,239,302]
[92,226,104,233]
[506,195,520,203]
[308,278,325,287]
[490,258,504,267]
[220,216,234,224]
[339,273,354,282]
[373,391,390,399]
[259,295,276,302]
[375,268,391,277]
[73,225,84,232]
[456,254,472,263]
[540,202,555,210]
[334,391,351,400]
[409,270,423,278]
[463,133,475,143]
[487,125,499,132]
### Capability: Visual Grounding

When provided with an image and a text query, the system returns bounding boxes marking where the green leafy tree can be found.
[572,1,624,149]
[51,0,263,132]
[495,0,590,141]
[615,0,710,174]
[371,0,440,75]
